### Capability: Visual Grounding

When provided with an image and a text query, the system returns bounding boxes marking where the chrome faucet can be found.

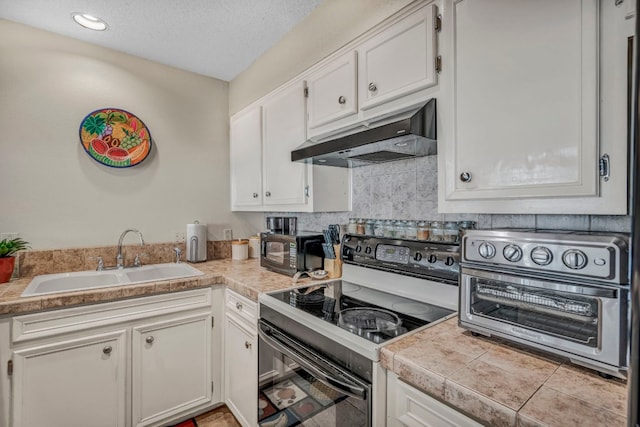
[116,229,145,269]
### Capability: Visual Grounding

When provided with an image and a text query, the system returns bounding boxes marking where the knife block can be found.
[324,245,342,278]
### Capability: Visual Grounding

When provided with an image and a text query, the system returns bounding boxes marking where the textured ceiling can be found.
[0,0,324,81]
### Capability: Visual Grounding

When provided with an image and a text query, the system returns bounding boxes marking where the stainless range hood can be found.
[291,98,436,168]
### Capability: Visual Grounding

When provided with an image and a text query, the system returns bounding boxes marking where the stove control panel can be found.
[461,229,629,284]
[341,234,460,285]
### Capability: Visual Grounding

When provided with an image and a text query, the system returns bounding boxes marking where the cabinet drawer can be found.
[12,288,212,344]
[225,290,257,326]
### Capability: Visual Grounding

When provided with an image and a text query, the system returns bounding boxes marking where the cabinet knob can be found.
[146,336,155,344]
[236,302,243,310]
[245,341,252,349]
[252,192,258,198]
[460,172,472,183]
[265,191,271,197]
[368,82,377,92]
[338,96,346,104]
[103,346,112,355]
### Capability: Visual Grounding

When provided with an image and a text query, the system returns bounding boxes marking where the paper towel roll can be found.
[186,221,207,262]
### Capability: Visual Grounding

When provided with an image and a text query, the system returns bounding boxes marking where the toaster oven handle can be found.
[261,240,266,257]
[258,321,368,400]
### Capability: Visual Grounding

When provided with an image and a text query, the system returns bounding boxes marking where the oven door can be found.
[257,320,371,427]
[459,267,628,371]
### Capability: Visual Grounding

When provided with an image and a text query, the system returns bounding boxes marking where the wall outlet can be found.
[1,232,19,240]
[223,229,233,240]
[174,231,186,243]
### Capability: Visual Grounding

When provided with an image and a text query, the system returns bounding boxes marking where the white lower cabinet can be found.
[132,312,212,427]
[387,372,481,427]
[12,329,128,427]
[223,290,257,427]
[4,288,217,427]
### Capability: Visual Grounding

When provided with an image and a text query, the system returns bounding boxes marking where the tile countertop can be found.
[0,258,629,427]
[381,317,628,427]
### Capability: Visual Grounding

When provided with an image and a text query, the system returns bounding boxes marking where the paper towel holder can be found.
[186,220,207,263]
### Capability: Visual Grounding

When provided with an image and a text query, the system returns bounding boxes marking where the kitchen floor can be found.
[191,405,241,427]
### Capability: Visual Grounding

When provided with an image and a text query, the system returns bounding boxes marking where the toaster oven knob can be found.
[355,245,362,253]
[503,244,523,262]
[562,249,588,269]
[365,246,372,254]
[414,252,423,262]
[531,246,553,265]
[478,242,496,259]
[445,256,455,266]
[427,254,437,263]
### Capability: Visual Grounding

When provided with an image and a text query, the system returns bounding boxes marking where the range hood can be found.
[291,98,436,168]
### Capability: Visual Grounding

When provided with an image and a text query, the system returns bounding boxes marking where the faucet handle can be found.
[173,247,182,264]
[133,253,148,267]
[89,256,105,271]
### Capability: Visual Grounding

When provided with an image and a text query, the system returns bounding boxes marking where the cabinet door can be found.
[262,81,308,207]
[224,313,257,427]
[132,312,212,427]
[307,51,358,135]
[12,329,127,427]
[444,0,598,201]
[230,106,263,209]
[358,3,438,112]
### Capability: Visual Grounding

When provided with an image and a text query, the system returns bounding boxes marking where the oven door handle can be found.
[258,322,368,400]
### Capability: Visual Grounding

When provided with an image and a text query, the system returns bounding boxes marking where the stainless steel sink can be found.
[21,263,204,297]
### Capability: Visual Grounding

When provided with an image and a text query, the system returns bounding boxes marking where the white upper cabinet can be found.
[262,81,309,207]
[358,3,438,115]
[306,51,359,138]
[230,106,262,209]
[438,0,629,214]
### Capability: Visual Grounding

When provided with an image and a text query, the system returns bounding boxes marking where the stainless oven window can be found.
[468,277,601,348]
[258,321,371,427]
[265,241,286,264]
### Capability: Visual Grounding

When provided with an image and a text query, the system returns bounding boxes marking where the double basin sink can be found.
[21,263,204,297]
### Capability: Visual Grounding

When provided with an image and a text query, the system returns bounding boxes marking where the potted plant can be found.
[0,237,30,283]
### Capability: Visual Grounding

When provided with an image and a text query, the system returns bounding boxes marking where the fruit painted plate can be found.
[79,108,152,168]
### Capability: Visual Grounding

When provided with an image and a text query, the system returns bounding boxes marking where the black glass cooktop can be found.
[267,280,454,344]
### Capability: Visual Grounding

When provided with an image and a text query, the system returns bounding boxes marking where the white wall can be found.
[229,0,413,114]
[0,20,262,249]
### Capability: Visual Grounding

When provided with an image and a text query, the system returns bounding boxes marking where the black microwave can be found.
[260,232,324,276]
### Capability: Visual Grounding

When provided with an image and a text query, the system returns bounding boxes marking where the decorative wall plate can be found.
[79,108,152,168]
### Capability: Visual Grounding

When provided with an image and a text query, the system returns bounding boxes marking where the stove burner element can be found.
[337,307,403,342]
[391,301,436,316]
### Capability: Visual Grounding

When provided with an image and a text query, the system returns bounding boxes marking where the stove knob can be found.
[478,242,496,259]
[563,249,588,270]
[355,245,362,253]
[445,256,455,266]
[427,254,437,263]
[503,244,523,262]
[531,246,553,265]
[414,252,423,262]
[364,246,372,254]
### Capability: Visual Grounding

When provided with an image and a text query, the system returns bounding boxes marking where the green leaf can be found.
[83,115,106,135]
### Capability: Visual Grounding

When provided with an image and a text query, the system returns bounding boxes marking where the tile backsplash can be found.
[266,156,631,234]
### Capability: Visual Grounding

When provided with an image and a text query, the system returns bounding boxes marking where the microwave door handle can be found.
[302,239,323,271]
[261,240,267,257]
[258,324,367,400]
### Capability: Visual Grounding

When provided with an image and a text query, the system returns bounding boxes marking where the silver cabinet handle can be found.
[103,346,112,355]
[460,172,472,183]
[252,192,258,198]
[245,341,252,349]
[236,302,243,310]
[265,191,271,197]
[338,96,346,104]
[368,82,377,92]
[146,336,155,344]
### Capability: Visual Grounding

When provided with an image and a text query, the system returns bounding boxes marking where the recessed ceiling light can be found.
[72,13,108,31]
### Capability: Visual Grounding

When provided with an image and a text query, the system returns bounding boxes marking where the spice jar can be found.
[458,221,476,241]
[356,218,366,235]
[430,221,444,242]
[384,219,396,238]
[394,220,407,239]
[417,221,430,241]
[443,222,459,243]
[365,219,375,236]
[347,218,357,234]
[374,219,385,236]
[405,220,418,240]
